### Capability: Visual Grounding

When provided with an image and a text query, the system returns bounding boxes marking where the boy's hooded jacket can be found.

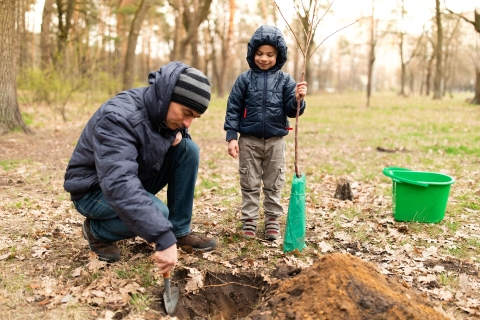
[64,61,190,251]
[224,25,306,141]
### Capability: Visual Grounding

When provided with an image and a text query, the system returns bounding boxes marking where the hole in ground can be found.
[153,269,271,319]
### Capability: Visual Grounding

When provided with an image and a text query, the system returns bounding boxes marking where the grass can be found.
[1,91,479,318]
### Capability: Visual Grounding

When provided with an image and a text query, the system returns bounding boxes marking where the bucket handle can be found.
[382,168,429,187]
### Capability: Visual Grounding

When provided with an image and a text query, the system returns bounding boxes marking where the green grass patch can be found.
[114,262,156,288]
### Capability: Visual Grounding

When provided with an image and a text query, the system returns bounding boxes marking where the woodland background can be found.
[1,1,480,319]
[0,0,480,134]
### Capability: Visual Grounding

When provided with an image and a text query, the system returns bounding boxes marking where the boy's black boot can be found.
[82,218,121,262]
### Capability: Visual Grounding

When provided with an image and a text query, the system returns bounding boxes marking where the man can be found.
[64,61,216,274]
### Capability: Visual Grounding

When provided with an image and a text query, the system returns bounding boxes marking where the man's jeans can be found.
[73,138,199,242]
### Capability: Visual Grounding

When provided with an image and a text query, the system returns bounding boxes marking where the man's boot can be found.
[82,218,121,262]
[176,233,217,252]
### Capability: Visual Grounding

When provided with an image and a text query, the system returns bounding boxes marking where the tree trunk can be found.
[169,0,183,61]
[425,51,434,96]
[472,68,480,104]
[191,32,200,69]
[123,0,152,90]
[218,0,235,97]
[366,0,375,107]
[55,0,76,61]
[178,0,213,63]
[432,0,443,99]
[398,0,406,96]
[0,0,31,134]
[40,0,55,69]
[17,0,29,69]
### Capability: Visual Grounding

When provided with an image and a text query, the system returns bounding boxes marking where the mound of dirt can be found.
[246,253,448,320]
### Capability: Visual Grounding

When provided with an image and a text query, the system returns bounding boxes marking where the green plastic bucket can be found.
[383,167,455,223]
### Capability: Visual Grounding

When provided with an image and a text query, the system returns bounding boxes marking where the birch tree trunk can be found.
[0,0,30,134]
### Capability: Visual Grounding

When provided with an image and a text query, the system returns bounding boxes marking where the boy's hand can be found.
[153,244,177,274]
[228,140,239,158]
[295,81,307,101]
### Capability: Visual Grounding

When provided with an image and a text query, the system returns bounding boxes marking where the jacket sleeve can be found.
[93,113,177,251]
[224,75,246,141]
[283,73,306,118]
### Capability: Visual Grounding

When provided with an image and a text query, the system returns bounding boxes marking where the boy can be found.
[224,25,307,240]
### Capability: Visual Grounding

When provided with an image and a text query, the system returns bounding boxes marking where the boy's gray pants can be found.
[238,134,286,223]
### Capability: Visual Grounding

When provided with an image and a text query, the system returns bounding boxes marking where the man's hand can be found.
[152,244,177,274]
[172,131,182,146]
[228,140,239,158]
[295,81,307,101]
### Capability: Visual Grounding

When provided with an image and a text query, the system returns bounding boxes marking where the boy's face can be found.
[254,45,277,70]
[166,101,201,130]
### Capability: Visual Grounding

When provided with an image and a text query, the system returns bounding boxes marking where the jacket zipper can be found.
[262,72,267,138]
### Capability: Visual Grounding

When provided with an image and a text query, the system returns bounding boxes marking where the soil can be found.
[155,270,271,319]
[145,253,448,320]
[245,253,448,320]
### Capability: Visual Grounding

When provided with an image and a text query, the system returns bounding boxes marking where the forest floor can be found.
[0,92,479,320]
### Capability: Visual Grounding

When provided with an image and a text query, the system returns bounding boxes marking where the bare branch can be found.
[273,1,306,56]
[312,0,335,31]
[306,1,319,46]
[443,0,476,28]
[293,1,309,39]
[308,19,358,60]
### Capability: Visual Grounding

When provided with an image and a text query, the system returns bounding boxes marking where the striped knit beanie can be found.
[171,68,211,114]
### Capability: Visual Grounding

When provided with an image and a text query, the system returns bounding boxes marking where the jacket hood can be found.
[246,25,288,72]
[144,61,189,129]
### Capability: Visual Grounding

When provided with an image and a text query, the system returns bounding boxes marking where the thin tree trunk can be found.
[55,0,75,60]
[17,0,29,68]
[433,0,443,99]
[169,0,183,61]
[260,0,268,23]
[472,68,480,104]
[123,0,152,90]
[191,32,200,69]
[218,0,235,97]
[366,0,375,107]
[40,0,55,69]
[398,0,406,96]
[0,0,31,134]
[425,51,434,96]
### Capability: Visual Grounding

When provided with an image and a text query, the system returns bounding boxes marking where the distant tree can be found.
[432,0,443,99]
[445,7,480,104]
[397,0,424,96]
[217,0,236,97]
[441,14,461,97]
[123,0,153,90]
[366,0,376,107]
[40,0,55,69]
[167,0,213,69]
[0,0,31,134]
[55,0,76,61]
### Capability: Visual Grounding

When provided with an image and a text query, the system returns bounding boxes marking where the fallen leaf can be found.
[86,259,107,272]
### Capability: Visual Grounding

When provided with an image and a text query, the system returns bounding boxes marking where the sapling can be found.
[273,0,357,177]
